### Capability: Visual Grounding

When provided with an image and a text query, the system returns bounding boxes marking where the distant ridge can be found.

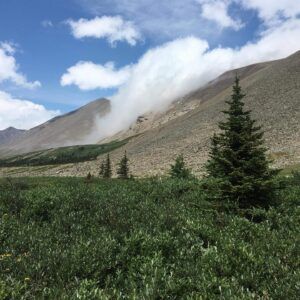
[0,99,110,156]
[0,127,26,145]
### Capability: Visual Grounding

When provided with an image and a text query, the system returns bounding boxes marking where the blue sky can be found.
[0,0,147,110]
[0,0,300,130]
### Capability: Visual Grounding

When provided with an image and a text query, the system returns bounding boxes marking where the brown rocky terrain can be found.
[91,51,299,177]
[0,51,299,177]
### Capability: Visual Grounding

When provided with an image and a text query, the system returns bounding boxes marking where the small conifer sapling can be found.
[169,154,191,179]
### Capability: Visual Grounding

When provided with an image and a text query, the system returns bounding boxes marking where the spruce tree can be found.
[99,161,105,178]
[170,154,191,179]
[85,172,92,182]
[117,151,129,179]
[103,154,112,179]
[206,76,276,208]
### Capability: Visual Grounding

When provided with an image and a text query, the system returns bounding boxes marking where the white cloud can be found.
[0,42,16,54]
[77,0,225,40]
[0,91,60,130]
[0,42,41,89]
[66,16,141,46]
[41,20,53,27]
[238,0,300,25]
[199,0,243,30]
[60,61,132,90]
[234,18,300,63]
[78,18,300,142]
[78,0,300,41]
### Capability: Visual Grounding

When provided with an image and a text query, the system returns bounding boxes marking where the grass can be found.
[280,163,300,175]
[0,175,299,299]
[0,138,131,167]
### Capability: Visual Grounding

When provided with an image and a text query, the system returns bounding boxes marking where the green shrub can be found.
[0,176,299,298]
[169,154,191,179]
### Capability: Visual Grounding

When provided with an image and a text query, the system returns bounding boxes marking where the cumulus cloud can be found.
[77,0,227,40]
[238,0,300,25]
[60,61,132,90]
[0,91,60,130]
[199,0,243,30]
[78,0,300,40]
[0,41,16,54]
[78,17,300,142]
[66,16,141,46]
[0,42,41,89]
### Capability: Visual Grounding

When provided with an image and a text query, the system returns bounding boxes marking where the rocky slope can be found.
[0,127,26,145]
[78,52,297,177]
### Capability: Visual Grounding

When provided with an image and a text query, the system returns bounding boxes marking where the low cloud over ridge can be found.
[78,18,300,142]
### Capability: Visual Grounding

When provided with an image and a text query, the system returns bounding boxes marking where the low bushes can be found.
[0,176,299,299]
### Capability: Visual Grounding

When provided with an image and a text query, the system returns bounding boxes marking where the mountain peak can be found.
[0,127,26,145]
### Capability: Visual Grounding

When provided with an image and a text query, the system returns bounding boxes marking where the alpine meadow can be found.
[0,0,300,299]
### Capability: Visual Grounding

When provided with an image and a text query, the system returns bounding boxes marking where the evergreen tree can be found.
[206,76,277,208]
[103,154,112,179]
[117,151,130,179]
[85,172,92,182]
[99,161,105,178]
[170,154,191,179]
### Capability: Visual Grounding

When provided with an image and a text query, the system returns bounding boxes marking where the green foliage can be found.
[0,176,299,298]
[117,151,130,179]
[290,171,300,186]
[103,154,112,178]
[85,172,93,183]
[169,154,191,179]
[99,161,105,178]
[0,138,132,167]
[206,76,277,208]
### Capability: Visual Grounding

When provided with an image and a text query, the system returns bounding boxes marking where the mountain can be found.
[0,99,110,156]
[0,127,26,145]
[0,51,299,177]
[92,51,300,177]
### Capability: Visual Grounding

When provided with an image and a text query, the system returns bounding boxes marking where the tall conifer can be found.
[117,151,130,179]
[99,161,105,178]
[103,154,112,179]
[206,76,277,208]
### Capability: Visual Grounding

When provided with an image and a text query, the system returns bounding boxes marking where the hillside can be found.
[90,51,299,177]
[0,52,299,177]
[0,127,26,145]
[0,99,110,156]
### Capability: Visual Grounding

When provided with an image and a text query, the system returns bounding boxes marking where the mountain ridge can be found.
[0,98,110,156]
[0,127,26,145]
[91,51,300,177]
